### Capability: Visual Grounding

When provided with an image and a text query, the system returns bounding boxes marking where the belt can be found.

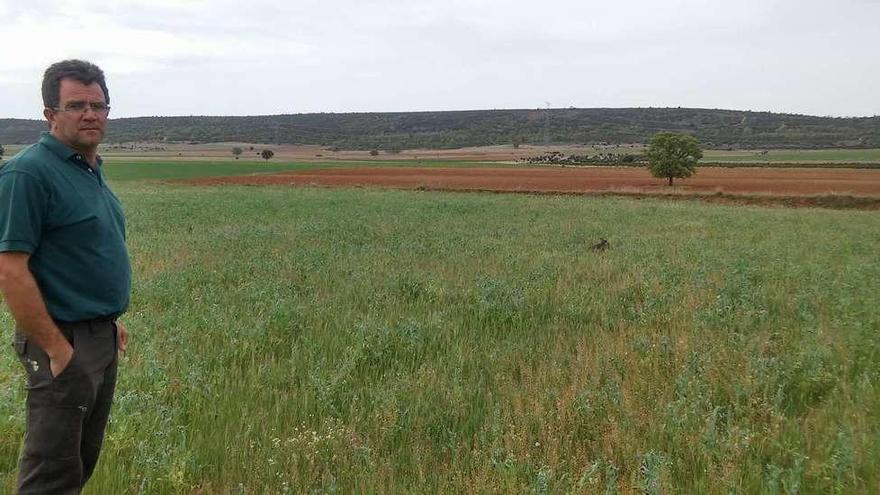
[54,317,118,335]
[55,315,118,325]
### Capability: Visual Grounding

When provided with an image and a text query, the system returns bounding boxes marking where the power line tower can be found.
[543,102,551,147]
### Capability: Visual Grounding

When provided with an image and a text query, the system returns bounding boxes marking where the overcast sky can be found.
[1,0,878,119]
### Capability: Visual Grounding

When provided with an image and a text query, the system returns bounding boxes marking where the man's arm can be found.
[0,251,73,377]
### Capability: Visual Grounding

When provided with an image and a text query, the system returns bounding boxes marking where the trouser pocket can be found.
[13,329,91,405]
[13,332,52,399]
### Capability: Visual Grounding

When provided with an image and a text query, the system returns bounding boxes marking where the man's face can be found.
[44,78,108,153]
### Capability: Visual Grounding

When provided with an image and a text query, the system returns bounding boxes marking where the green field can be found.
[1,164,879,493]
[99,159,505,181]
[102,159,326,181]
[702,148,880,163]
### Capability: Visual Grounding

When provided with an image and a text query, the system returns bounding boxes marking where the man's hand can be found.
[48,342,74,378]
[116,320,129,354]
[0,251,75,378]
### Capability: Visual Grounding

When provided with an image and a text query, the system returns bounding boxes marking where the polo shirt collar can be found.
[39,132,103,167]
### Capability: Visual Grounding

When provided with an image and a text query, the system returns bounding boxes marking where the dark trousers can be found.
[12,320,118,495]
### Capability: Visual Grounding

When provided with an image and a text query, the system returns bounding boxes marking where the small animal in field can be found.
[589,238,609,251]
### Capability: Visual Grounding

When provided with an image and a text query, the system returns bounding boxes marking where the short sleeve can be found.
[0,171,48,254]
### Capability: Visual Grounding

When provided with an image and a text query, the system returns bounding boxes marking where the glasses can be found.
[52,101,111,115]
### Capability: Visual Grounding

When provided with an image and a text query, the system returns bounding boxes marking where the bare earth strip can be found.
[184,166,880,209]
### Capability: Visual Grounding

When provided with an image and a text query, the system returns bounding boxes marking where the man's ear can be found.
[43,108,56,130]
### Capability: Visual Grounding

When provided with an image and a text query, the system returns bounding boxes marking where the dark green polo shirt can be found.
[0,132,131,322]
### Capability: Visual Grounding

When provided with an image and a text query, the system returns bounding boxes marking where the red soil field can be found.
[185,166,880,208]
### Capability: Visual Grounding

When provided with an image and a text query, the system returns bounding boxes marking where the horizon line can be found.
[2,106,878,121]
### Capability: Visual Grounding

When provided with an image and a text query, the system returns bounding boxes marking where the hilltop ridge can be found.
[2,107,878,149]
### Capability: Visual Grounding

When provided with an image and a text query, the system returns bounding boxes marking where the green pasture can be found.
[1,176,878,493]
[100,159,498,181]
[101,159,325,181]
[702,148,880,163]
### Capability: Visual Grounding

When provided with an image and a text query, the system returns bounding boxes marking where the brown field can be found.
[97,143,621,162]
[185,166,880,209]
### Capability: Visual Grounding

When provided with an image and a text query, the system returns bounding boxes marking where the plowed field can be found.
[185,166,880,208]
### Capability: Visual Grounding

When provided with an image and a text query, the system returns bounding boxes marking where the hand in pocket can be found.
[49,343,75,378]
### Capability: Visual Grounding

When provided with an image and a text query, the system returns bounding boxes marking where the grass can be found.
[702,148,880,163]
[101,159,322,181]
[100,159,504,181]
[2,180,878,493]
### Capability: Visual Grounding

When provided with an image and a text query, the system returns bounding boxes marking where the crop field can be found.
[702,148,880,164]
[186,165,880,208]
[99,159,501,182]
[1,161,879,493]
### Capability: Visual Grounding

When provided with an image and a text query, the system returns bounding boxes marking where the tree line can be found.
[2,107,879,149]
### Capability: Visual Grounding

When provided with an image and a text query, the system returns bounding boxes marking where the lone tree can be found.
[0,144,5,160]
[645,132,703,186]
[260,149,275,161]
[232,146,243,159]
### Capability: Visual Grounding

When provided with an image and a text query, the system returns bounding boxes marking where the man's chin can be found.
[77,130,104,145]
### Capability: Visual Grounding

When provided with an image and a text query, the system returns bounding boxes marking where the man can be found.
[0,60,131,494]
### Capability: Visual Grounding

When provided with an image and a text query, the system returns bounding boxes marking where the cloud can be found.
[1,0,878,118]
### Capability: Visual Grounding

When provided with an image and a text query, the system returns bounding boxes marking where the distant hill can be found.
[2,108,879,150]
